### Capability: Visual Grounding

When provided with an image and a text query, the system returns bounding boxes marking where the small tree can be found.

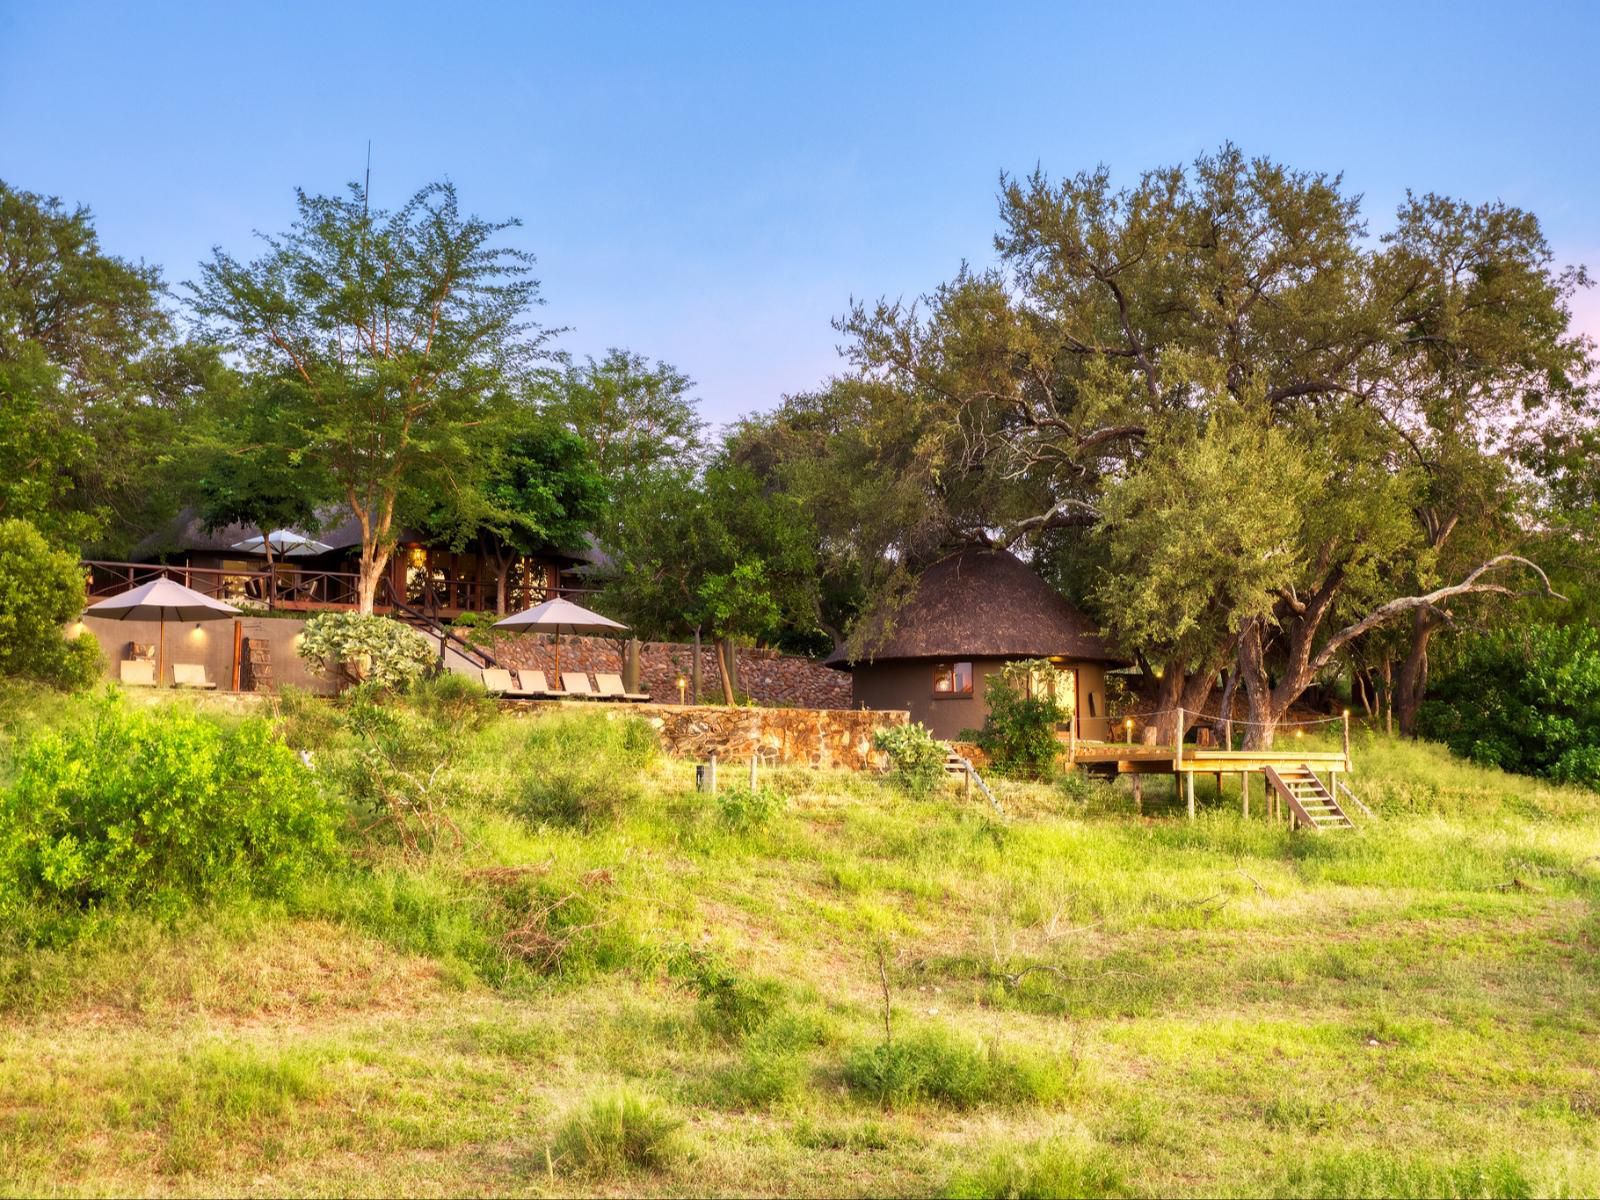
[966,661,1067,778]
[0,518,101,690]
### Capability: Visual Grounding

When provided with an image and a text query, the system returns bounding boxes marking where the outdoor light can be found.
[676,675,687,703]
[1124,718,1134,745]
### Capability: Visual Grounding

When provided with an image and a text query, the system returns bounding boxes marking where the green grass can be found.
[0,682,1597,1196]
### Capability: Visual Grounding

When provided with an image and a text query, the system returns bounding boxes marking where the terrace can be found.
[82,559,598,620]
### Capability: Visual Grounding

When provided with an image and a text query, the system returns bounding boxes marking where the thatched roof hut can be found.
[828,546,1123,740]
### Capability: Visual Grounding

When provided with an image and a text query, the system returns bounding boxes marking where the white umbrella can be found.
[86,578,240,687]
[493,596,628,684]
[230,530,333,557]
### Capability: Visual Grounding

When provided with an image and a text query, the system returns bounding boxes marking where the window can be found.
[1087,691,1098,718]
[932,661,973,696]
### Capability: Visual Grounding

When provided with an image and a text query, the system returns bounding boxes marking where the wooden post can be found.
[1343,709,1352,771]
[1132,775,1143,814]
[1185,770,1195,820]
[1240,771,1249,818]
[691,628,702,705]
[231,619,242,692]
[707,752,718,796]
[1174,707,1184,771]
[749,755,758,791]
[1224,718,1233,750]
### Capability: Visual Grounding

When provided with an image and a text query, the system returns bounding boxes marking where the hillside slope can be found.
[1,691,1596,1198]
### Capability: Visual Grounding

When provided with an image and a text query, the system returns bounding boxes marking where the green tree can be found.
[824,146,1587,745]
[602,460,818,703]
[0,180,212,551]
[425,419,605,613]
[0,518,102,689]
[195,375,332,572]
[1418,623,1600,789]
[546,349,704,486]
[190,180,550,612]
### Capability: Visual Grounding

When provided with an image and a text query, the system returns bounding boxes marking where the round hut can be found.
[826,547,1125,741]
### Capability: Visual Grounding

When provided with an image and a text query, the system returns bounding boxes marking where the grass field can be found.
[1,685,1597,1197]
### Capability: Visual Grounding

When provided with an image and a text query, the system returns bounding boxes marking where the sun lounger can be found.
[594,672,649,702]
[481,667,541,699]
[120,659,157,687]
[516,669,557,698]
[560,671,595,698]
[172,662,218,690]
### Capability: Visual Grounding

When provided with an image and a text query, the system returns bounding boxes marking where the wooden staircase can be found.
[1264,764,1355,831]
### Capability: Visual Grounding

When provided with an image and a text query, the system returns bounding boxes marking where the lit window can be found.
[933,662,973,696]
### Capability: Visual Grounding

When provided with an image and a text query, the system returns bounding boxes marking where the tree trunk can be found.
[1239,618,1281,750]
[356,545,389,614]
[714,637,736,705]
[1395,610,1443,737]
[1379,656,1393,736]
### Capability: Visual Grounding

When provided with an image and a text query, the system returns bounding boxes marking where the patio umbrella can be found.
[85,578,240,687]
[230,530,333,557]
[493,596,628,685]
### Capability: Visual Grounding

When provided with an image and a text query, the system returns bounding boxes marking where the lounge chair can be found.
[594,672,649,702]
[516,669,557,698]
[120,659,157,688]
[172,662,217,690]
[560,671,595,698]
[481,667,541,699]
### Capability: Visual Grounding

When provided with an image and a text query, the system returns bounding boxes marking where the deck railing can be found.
[81,560,597,617]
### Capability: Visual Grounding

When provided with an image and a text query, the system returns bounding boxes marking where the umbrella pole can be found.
[158,615,166,688]
[554,631,561,690]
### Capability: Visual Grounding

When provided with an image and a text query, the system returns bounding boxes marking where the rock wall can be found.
[488,634,851,709]
[505,700,905,769]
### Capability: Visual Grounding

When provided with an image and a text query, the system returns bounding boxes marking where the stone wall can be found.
[505,700,905,769]
[487,634,850,709]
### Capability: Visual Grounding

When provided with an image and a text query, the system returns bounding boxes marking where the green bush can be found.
[843,1027,1064,1110]
[965,663,1065,779]
[874,722,947,798]
[551,1088,685,1176]
[514,713,658,829]
[0,517,101,690]
[297,611,435,690]
[716,784,784,831]
[1418,623,1600,790]
[946,1136,1127,1199]
[0,694,337,922]
[683,950,785,1040]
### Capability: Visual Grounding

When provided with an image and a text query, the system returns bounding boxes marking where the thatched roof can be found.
[826,546,1123,669]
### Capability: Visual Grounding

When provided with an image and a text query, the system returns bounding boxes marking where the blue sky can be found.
[3,0,1596,426]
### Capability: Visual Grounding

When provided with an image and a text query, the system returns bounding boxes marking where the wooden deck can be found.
[1069,740,1348,773]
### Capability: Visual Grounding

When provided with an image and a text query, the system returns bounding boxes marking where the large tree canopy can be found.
[189,180,551,612]
[755,146,1593,744]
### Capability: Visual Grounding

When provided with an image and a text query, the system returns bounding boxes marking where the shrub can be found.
[716,784,783,831]
[514,713,658,829]
[843,1027,1064,1110]
[407,670,496,731]
[551,1088,685,1176]
[0,517,101,690]
[1419,623,1600,791]
[683,951,785,1040]
[716,1018,816,1108]
[0,694,337,922]
[874,722,947,799]
[965,661,1066,778]
[297,611,435,690]
[946,1136,1127,1199]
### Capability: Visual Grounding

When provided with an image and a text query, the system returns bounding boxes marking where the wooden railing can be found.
[82,560,598,617]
